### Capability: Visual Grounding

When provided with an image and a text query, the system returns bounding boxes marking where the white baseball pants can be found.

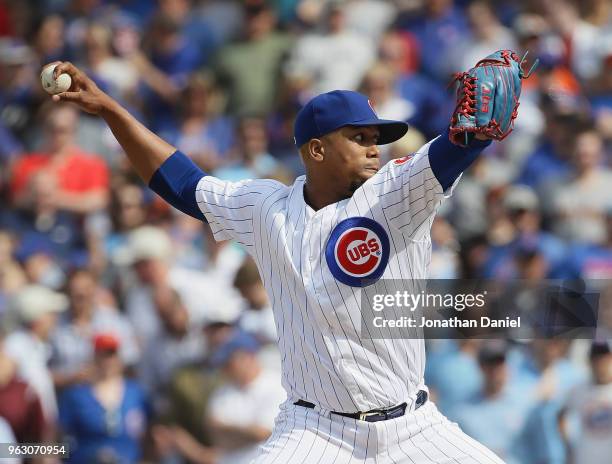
[251,399,505,463]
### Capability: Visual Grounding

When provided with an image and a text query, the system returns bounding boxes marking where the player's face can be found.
[323,125,381,193]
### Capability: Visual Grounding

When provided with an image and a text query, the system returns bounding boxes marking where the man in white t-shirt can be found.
[4,285,67,422]
[285,1,375,93]
[207,331,286,464]
[120,226,242,345]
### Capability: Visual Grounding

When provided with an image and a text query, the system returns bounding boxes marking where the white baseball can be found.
[40,64,72,95]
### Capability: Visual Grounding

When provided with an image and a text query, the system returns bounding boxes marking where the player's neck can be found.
[303,178,349,211]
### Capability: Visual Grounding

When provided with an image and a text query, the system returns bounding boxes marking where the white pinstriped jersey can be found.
[196,137,455,413]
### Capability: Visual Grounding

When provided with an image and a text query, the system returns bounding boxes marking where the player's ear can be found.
[307,138,325,162]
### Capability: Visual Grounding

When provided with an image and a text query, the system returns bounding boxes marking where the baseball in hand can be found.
[41,64,72,95]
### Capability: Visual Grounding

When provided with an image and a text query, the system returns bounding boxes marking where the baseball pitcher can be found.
[45,49,535,463]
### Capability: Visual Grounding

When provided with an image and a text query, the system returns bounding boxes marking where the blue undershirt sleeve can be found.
[148,150,206,221]
[428,130,492,191]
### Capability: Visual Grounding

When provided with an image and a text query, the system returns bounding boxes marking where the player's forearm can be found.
[428,130,492,191]
[99,98,176,183]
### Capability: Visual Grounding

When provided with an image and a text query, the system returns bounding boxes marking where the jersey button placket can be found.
[301,207,313,286]
[309,213,322,262]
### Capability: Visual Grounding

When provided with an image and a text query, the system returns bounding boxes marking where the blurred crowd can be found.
[0,0,611,463]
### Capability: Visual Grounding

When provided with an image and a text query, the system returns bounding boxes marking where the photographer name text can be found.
[372,316,521,328]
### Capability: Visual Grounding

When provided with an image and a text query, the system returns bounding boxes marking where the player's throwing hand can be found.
[44,61,113,115]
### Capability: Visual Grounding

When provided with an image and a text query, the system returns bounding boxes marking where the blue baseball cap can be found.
[209,330,260,368]
[293,90,409,147]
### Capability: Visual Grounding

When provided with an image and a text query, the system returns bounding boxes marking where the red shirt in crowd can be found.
[0,376,46,443]
[10,148,109,198]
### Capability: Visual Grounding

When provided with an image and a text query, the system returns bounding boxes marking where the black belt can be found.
[294,390,428,423]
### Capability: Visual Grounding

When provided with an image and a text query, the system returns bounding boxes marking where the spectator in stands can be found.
[517,96,582,189]
[286,0,375,94]
[0,120,22,164]
[82,22,140,102]
[505,13,548,162]
[589,48,612,140]
[1,170,87,269]
[342,0,397,41]
[200,223,246,287]
[151,325,253,464]
[561,339,612,464]
[10,103,110,215]
[428,217,461,279]
[455,341,531,464]
[120,226,242,347]
[3,285,67,422]
[445,156,493,242]
[156,0,217,67]
[154,369,223,461]
[213,117,286,182]
[0,331,48,444]
[99,0,155,25]
[120,225,176,345]
[455,1,517,70]
[543,0,604,82]
[513,340,587,464]
[151,320,237,463]
[564,209,612,279]
[16,245,66,291]
[540,127,612,244]
[396,0,468,81]
[483,185,567,279]
[105,183,148,258]
[362,62,414,123]
[0,230,26,304]
[139,287,204,406]
[32,14,66,65]
[51,268,139,388]
[206,330,285,464]
[196,0,244,46]
[165,210,210,271]
[379,29,450,137]
[360,62,415,161]
[0,39,38,140]
[143,8,202,77]
[264,72,309,173]
[425,339,483,421]
[59,332,150,464]
[0,2,11,36]
[160,73,235,172]
[233,257,275,344]
[136,12,202,130]
[215,0,293,116]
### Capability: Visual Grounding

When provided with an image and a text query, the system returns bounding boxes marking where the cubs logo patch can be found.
[325,217,390,287]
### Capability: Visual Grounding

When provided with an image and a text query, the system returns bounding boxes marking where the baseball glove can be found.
[449,49,538,146]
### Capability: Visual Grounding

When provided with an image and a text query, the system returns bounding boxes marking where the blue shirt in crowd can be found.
[59,380,150,464]
[425,341,483,420]
[517,142,572,189]
[454,386,532,464]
